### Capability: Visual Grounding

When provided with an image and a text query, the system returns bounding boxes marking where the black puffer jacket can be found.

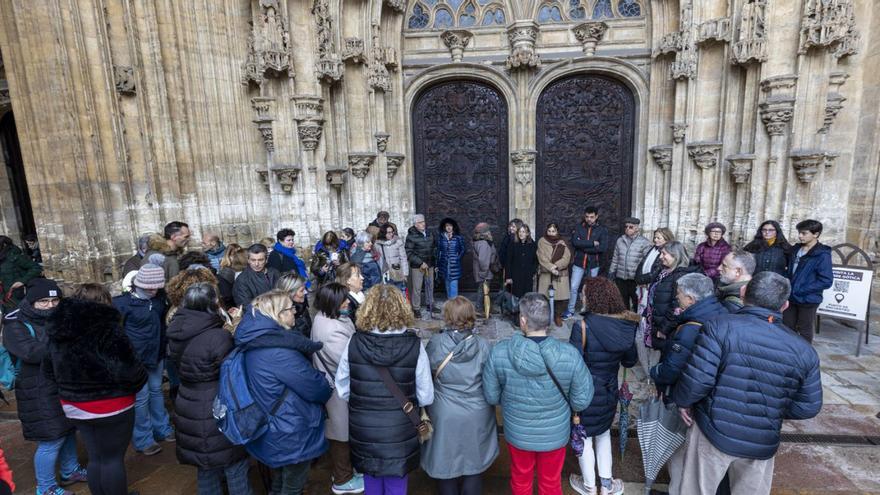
[404,226,436,268]
[44,298,147,403]
[2,300,73,441]
[167,308,247,469]
[744,240,790,277]
[348,331,421,477]
[569,312,638,436]
[232,267,280,307]
[647,265,700,341]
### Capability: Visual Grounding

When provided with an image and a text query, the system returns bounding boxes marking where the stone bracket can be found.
[342,38,365,64]
[687,141,723,169]
[789,149,827,183]
[441,30,473,63]
[114,65,136,95]
[348,152,377,179]
[375,132,390,152]
[572,21,607,56]
[649,145,673,171]
[292,95,325,151]
[326,165,347,189]
[506,21,540,71]
[726,154,755,184]
[251,96,276,153]
[696,17,731,45]
[386,153,405,178]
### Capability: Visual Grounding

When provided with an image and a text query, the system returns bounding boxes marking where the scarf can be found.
[643,268,672,348]
[273,242,310,286]
[543,236,566,264]
[766,237,776,247]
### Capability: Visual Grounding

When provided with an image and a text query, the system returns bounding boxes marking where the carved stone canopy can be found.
[441,30,473,63]
[649,145,673,171]
[291,94,324,122]
[759,97,795,136]
[789,149,827,183]
[671,123,688,144]
[697,17,732,45]
[731,0,767,65]
[510,149,537,185]
[572,21,608,56]
[726,154,756,184]
[241,0,293,86]
[385,152,405,179]
[348,152,377,179]
[341,37,365,64]
[506,21,540,71]
[819,94,846,134]
[687,141,723,169]
[272,165,301,193]
[374,132,390,152]
[251,96,275,121]
[296,122,323,152]
[798,0,860,59]
[315,58,344,85]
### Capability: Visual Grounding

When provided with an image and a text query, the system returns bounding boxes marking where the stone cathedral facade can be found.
[0,0,878,283]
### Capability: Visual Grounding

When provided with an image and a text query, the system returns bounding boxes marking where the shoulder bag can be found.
[373,365,433,443]
[433,334,474,381]
[542,353,581,426]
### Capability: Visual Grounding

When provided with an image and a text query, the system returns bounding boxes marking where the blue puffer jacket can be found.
[483,333,593,451]
[673,306,823,460]
[350,248,382,290]
[112,292,167,369]
[569,313,638,437]
[651,295,728,394]
[436,234,466,282]
[234,308,331,468]
[787,243,833,305]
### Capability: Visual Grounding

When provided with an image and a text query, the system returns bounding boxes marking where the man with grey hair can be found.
[483,293,593,494]
[674,272,822,494]
[608,216,652,311]
[404,213,436,319]
[716,249,756,312]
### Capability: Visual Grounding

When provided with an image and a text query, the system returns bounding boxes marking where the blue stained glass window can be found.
[459,3,477,27]
[424,0,438,5]
[434,8,454,28]
[478,0,492,4]
[592,0,614,19]
[408,3,429,29]
[448,0,464,10]
[495,9,505,23]
[618,0,642,17]
[538,4,563,23]
[481,7,505,25]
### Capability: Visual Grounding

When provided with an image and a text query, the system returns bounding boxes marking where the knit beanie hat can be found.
[26,278,62,303]
[134,264,166,289]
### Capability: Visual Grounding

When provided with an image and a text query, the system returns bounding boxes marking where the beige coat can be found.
[311,313,356,441]
[536,237,573,301]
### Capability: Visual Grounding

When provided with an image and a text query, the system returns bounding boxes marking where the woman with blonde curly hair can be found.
[334,284,434,495]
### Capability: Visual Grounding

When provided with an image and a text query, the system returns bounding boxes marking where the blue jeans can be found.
[566,265,600,313]
[133,361,173,450]
[197,458,252,495]
[444,278,459,299]
[35,432,79,491]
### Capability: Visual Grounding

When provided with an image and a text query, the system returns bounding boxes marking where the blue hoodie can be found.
[234,308,330,468]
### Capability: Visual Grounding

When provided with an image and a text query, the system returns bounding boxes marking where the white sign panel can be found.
[817,267,874,322]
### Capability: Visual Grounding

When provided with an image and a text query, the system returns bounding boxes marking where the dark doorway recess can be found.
[0,111,36,241]
[535,74,635,271]
[412,80,509,292]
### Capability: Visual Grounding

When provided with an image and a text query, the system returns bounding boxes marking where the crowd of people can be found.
[0,206,830,495]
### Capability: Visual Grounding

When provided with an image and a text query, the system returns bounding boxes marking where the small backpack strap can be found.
[579,319,588,355]
[434,334,474,381]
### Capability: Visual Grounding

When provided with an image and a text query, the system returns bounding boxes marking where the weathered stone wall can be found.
[0,0,877,283]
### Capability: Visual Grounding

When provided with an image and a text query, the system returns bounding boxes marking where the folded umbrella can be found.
[637,396,688,494]
[618,369,634,460]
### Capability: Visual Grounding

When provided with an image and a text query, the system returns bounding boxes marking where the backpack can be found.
[0,321,36,399]
[213,344,289,445]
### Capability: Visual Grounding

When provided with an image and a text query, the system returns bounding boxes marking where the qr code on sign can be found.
[833,280,850,292]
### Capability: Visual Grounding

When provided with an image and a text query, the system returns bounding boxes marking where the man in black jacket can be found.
[404,214,436,319]
[563,206,609,319]
[673,271,822,494]
[232,244,280,307]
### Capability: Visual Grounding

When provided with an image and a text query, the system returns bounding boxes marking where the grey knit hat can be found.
[134,264,165,289]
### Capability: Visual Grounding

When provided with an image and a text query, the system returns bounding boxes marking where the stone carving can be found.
[348,152,377,179]
[273,166,300,193]
[255,121,274,153]
[799,0,859,58]
[732,0,767,65]
[242,0,293,86]
[297,123,323,152]
[368,23,391,92]
[671,123,688,144]
[819,94,846,134]
[649,145,674,171]
[687,141,723,169]
[313,0,343,84]
[697,17,731,45]
[670,48,697,80]
[655,32,682,57]
[759,98,795,136]
[341,38,365,64]
[257,170,270,191]
[572,21,608,56]
[440,30,473,63]
[510,149,537,186]
[385,153,405,178]
[292,95,324,151]
[506,21,540,70]
[114,65,136,95]
[375,132,390,152]
[326,165,347,189]
[789,149,826,182]
[380,47,399,71]
[726,154,755,184]
[0,82,9,109]
[823,150,839,170]
[251,97,275,153]
[383,0,406,13]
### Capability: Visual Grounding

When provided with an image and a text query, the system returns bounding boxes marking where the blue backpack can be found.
[0,321,36,400]
[213,344,288,445]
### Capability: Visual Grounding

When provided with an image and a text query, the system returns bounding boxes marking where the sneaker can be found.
[331,475,365,494]
[600,478,625,495]
[569,474,597,495]
[162,430,176,442]
[60,465,88,486]
[138,443,162,456]
[561,310,575,320]
[36,485,74,495]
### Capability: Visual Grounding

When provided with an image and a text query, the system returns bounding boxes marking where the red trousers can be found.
[507,444,567,495]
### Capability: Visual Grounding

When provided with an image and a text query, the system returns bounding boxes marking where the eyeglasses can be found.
[280,307,295,315]
[761,228,776,233]
[709,230,723,234]
[625,225,637,230]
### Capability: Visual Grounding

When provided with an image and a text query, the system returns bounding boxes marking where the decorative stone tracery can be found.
[506,21,540,70]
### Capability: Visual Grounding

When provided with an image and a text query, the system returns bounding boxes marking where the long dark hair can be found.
[315,283,349,319]
[744,220,792,253]
[182,282,220,314]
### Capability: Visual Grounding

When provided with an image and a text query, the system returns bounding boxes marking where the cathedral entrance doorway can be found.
[412,80,509,293]
[535,74,635,270]
[0,111,36,243]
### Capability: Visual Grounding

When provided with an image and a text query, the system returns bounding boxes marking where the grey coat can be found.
[420,329,499,479]
[609,234,652,280]
[311,313,356,441]
[472,237,494,284]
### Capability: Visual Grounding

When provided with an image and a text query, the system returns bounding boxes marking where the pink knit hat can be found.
[134,264,165,289]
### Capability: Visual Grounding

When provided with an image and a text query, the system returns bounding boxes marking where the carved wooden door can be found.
[536,74,635,271]
[412,80,509,292]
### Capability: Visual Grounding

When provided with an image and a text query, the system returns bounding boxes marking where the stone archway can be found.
[411,79,509,292]
[535,74,635,263]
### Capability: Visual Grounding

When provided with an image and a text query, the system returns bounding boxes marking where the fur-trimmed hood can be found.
[47,297,122,343]
[147,232,181,255]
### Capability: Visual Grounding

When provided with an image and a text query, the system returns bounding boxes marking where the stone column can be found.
[758,75,797,221]
[292,94,326,238]
[687,141,723,229]
[726,154,755,244]
[649,145,673,222]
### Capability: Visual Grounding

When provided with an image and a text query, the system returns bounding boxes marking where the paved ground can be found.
[3,299,879,494]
